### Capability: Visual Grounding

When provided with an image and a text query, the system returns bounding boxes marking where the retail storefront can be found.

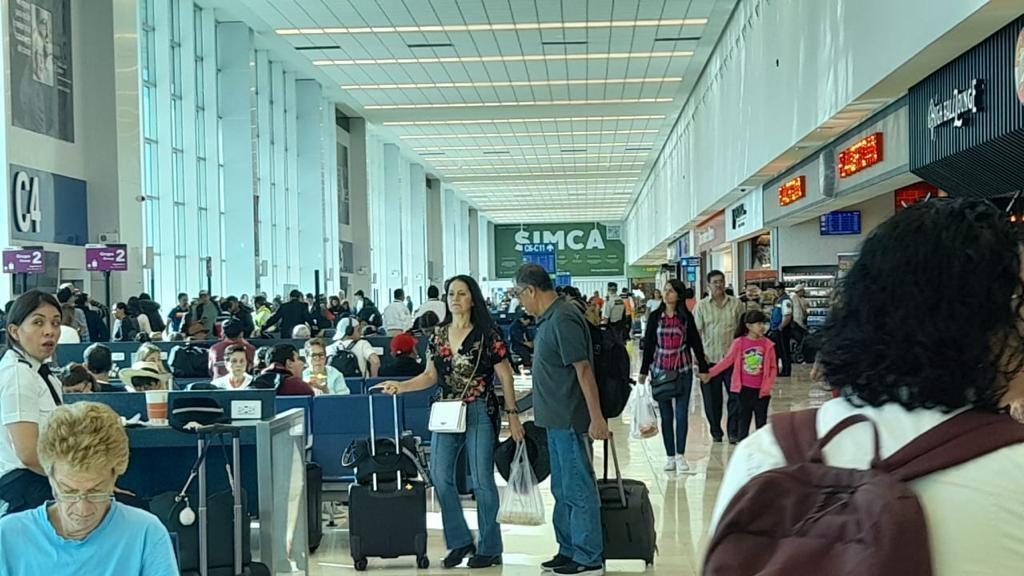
[725,187,775,290]
[909,14,1024,201]
[763,98,937,328]
[695,212,731,295]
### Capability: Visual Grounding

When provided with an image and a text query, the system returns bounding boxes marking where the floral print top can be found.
[429,323,508,403]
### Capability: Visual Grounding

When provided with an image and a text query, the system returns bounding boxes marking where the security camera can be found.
[135,195,146,203]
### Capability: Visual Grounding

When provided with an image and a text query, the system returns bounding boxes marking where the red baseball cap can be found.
[390,333,417,356]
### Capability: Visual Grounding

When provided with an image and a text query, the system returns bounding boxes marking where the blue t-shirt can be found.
[0,502,177,576]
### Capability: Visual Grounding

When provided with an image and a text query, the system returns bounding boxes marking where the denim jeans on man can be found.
[701,366,739,440]
[430,401,502,556]
[547,428,603,567]
[653,367,693,456]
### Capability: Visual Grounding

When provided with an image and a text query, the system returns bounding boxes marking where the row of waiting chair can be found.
[275,381,435,485]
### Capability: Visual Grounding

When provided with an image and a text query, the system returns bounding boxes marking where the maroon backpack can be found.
[704,408,1024,575]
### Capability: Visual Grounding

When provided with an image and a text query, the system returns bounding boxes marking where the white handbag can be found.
[428,335,484,434]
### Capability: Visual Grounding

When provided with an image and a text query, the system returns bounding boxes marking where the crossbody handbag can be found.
[651,321,693,402]
[428,336,485,434]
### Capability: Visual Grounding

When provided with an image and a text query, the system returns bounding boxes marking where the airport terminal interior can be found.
[1,0,1024,574]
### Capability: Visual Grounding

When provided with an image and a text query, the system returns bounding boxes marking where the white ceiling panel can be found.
[238,0,738,223]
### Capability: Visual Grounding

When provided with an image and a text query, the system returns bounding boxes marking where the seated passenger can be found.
[135,342,168,373]
[118,361,170,393]
[83,344,124,393]
[709,199,1024,575]
[327,318,381,378]
[292,325,312,339]
[211,345,253,390]
[0,402,177,575]
[378,333,425,378]
[508,314,534,368]
[302,338,348,395]
[61,364,97,394]
[252,344,314,396]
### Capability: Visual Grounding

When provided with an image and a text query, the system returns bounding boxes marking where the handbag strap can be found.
[455,334,486,400]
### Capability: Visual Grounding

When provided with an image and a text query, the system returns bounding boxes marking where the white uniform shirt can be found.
[0,349,62,477]
[710,398,1024,575]
[414,299,448,322]
[381,301,414,333]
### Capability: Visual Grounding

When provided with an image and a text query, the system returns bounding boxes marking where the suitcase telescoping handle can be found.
[367,392,403,491]
[195,427,243,576]
[603,434,628,509]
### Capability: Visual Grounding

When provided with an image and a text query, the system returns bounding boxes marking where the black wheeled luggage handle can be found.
[368,393,403,491]
[196,425,243,576]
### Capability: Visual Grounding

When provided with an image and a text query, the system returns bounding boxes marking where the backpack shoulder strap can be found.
[771,409,819,465]
[884,409,1024,482]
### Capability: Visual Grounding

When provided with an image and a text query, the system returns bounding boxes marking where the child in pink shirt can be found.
[707,310,777,441]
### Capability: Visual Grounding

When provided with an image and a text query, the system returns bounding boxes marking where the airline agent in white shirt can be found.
[382,288,414,336]
[0,290,65,516]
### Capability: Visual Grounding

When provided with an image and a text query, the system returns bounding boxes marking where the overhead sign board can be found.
[819,211,862,236]
[85,244,128,272]
[494,222,624,278]
[522,243,557,274]
[778,176,807,207]
[838,132,884,178]
[3,248,44,273]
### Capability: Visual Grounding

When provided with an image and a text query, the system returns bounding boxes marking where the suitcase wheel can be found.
[417,556,430,569]
[354,558,368,571]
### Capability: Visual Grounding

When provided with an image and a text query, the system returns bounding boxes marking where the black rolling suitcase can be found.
[307,461,324,553]
[348,395,429,571]
[598,436,657,566]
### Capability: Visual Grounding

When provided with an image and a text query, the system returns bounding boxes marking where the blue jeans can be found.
[430,401,502,556]
[547,428,603,567]
[654,367,693,456]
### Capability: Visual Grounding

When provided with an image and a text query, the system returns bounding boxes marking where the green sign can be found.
[627,265,661,278]
[494,222,625,278]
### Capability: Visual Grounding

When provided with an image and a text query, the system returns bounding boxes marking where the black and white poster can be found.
[8,0,74,142]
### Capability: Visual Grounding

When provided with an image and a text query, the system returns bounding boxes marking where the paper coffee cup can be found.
[145,390,169,424]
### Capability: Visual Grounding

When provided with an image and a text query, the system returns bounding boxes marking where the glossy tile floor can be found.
[304,365,823,575]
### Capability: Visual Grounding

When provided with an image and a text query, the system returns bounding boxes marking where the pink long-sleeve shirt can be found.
[707,335,777,398]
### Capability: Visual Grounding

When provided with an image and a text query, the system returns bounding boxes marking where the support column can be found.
[296,80,325,291]
[426,178,444,286]
[407,163,427,305]
[468,208,480,278]
[217,22,256,295]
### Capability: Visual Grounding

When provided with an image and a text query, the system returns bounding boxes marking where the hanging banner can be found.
[8,0,74,142]
[494,222,625,278]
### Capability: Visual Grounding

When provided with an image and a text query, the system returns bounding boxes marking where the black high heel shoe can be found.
[468,554,503,569]
[442,544,476,569]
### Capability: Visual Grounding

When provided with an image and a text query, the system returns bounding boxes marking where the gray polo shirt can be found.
[532,297,594,433]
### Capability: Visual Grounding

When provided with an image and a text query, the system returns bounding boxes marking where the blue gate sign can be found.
[555,272,572,287]
[522,243,557,274]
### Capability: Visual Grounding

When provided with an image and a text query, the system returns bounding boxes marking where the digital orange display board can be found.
[778,176,807,207]
[838,132,884,178]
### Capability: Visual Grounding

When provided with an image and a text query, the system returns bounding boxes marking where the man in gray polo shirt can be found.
[515,264,607,576]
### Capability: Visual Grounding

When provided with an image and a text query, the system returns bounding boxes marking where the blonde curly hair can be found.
[136,342,165,370]
[38,402,129,477]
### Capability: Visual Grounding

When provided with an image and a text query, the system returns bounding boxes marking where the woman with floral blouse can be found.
[377,275,524,569]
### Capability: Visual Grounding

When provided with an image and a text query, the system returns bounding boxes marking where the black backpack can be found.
[250,372,283,390]
[590,323,632,418]
[169,344,210,378]
[330,341,363,378]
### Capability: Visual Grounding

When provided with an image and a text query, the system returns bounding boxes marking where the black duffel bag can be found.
[341,435,428,486]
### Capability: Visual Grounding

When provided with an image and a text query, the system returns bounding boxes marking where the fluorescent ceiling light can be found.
[401,129,659,140]
[455,176,638,183]
[384,114,665,126]
[366,98,671,110]
[435,161,645,170]
[313,51,693,66]
[446,169,643,177]
[430,153,652,162]
[343,77,682,90]
[277,19,708,35]
[416,141,653,151]
[460,184,633,191]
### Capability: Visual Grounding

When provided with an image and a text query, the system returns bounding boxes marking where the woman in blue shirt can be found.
[0,402,176,576]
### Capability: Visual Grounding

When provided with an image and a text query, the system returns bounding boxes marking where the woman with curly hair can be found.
[376,275,524,569]
[708,198,1024,573]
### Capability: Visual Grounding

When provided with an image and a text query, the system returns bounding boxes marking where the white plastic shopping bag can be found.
[630,383,660,440]
[498,441,545,526]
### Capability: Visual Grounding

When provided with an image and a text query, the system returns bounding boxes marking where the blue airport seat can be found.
[311,394,405,482]
[401,385,438,447]
[276,395,314,443]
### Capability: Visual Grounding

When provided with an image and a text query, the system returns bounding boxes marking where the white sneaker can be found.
[676,456,697,475]
[663,457,676,471]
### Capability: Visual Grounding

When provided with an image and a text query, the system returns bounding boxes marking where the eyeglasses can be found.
[53,491,114,504]
[309,352,327,359]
